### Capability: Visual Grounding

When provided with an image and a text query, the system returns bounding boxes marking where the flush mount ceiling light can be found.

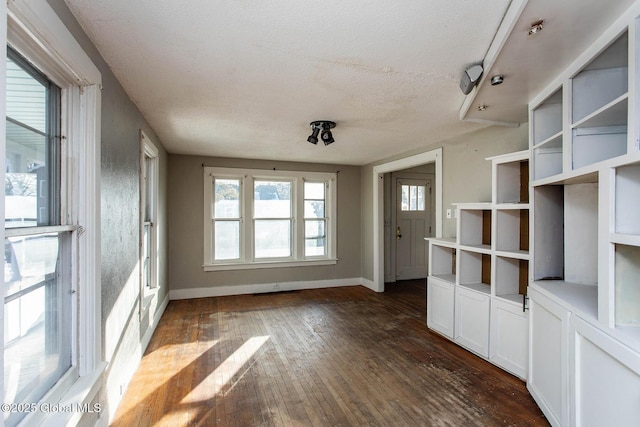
[477,104,487,111]
[528,19,545,35]
[308,121,336,146]
[490,74,504,85]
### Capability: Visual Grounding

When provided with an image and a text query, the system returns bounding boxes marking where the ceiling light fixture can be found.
[477,104,487,111]
[490,74,504,85]
[308,121,336,146]
[459,63,484,95]
[528,19,545,35]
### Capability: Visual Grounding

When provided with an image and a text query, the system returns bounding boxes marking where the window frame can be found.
[140,131,159,318]
[203,167,337,271]
[2,0,104,426]
[3,48,72,427]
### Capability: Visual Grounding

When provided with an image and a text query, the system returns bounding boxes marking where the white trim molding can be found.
[170,278,365,300]
[372,148,443,292]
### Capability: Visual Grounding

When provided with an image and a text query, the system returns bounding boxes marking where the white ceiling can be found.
[63,0,635,165]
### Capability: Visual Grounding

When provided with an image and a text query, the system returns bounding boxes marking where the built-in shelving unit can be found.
[571,32,628,171]
[527,7,640,425]
[532,89,563,181]
[613,162,640,334]
[427,150,530,379]
[429,238,457,284]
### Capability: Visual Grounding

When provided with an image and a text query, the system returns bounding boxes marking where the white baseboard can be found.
[360,278,379,292]
[141,293,169,351]
[169,277,366,300]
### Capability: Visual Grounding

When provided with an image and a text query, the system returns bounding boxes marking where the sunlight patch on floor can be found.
[180,336,270,404]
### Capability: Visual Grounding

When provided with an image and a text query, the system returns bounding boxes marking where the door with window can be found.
[395,178,431,280]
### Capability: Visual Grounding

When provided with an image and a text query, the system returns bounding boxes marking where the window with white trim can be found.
[4,48,68,427]
[2,0,103,425]
[141,132,159,292]
[204,167,337,270]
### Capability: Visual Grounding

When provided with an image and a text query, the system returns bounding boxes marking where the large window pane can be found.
[255,220,290,258]
[214,221,240,260]
[254,181,291,218]
[304,200,325,218]
[5,55,58,228]
[142,222,151,287]
[4,232,72,427]
[214,179,240,219]
[304,182,326,256]
[304,182,324,199]
[305,220,326,256]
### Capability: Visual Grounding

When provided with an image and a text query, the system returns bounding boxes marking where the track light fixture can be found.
[308,121,336,146]
[307,126,320,144]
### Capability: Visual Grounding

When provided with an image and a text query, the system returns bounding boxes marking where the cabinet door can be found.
[527,287,570,427]
[490,298,528,379]
[572,316,640,427]
[455,286,490,357]
[427,277,455,339]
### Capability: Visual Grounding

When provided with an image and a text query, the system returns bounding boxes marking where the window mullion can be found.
[244,175,252,262]
[296,177,304,259]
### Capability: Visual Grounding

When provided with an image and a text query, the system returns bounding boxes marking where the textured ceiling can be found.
[64,0,510,165]
[63,0,635,165]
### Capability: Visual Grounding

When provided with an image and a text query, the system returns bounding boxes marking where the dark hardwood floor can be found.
[111,280,548,426]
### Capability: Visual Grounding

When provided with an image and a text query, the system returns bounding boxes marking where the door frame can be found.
[372,148,442,292]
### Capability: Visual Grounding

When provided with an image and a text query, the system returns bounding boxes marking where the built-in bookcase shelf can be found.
[495,209,529,256]
[427,151,530,379]
[532,89,563,181]
[457,204,492,251]
[429,239,456,284]
[458,249,491,294]
[526,8,640,425]
[495,256,528,305]
[615,244,640,327]
[615,163,640,236]
[495,156,529,205]
[613,163,640,333]
[532,181,599,314]
[533,89,563,146]
[571,31,629,171]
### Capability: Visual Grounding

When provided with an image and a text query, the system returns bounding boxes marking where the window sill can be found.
[203,258,338,271]
[21,361,107,427]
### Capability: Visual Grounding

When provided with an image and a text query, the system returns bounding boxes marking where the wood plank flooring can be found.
[111,280,548,426]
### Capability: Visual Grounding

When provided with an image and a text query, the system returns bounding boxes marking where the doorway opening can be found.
[372,148,442,292]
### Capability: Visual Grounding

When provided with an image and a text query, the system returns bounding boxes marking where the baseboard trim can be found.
[141,293,169,351]
[169,277,367,300]
[360,278,378,292]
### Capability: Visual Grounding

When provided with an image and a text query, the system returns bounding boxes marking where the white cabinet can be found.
[572,316,640,427]
[427,276,455,339]
[455,286,490,357]
[527,288,571,427]
[490,298,528,379]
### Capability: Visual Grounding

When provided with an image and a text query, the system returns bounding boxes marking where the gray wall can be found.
[47,0,169,420]
[168,155,362,291]
[361,124,529,281]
